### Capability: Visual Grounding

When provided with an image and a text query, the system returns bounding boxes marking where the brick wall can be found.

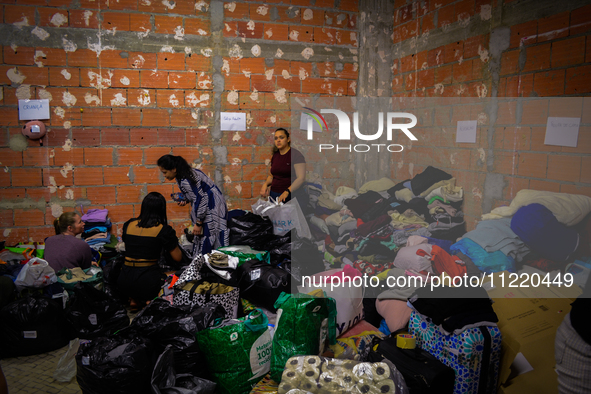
[0,0,590,243]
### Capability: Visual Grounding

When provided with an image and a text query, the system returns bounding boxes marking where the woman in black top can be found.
[117,192,182,309]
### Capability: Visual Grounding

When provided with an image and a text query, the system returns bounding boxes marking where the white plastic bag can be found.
[298,268,364,337]
[251,197,276,217]
[53,338,80,382]
[268,198,312,238]
[14,257,57,291]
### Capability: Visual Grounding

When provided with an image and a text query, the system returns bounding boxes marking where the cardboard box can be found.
[484,272,582,394]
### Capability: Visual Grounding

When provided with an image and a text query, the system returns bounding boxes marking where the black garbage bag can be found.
[229,212,276,248]
[292,236,325,278]
[76,334,154,394]
[67,282,129,339]
[151,345,217,394]
[0,295,72,358]
[236,259,291,312]
[129,298,225,378]
[101,254,126,303]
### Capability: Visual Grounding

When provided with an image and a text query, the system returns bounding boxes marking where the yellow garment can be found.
[358,177,396,194]
[395,188,414,202]
[423,178,464,202]
[318,191,343,210]
[335,186,356,196]
[325,211,356,227]
[182,281,235,295]
[389,211,429,229]
[418,178,456,198]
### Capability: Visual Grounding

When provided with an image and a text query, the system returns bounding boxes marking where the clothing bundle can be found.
[81,209,115,251]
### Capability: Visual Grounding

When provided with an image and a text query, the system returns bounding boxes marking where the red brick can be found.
[69,9,100,28]
[140,70,168,88]
[112,108,142,126]
[84,147,113,166]
[33,48,68,68]
[225,73,251,91]
[10,168,43,187]
[130,166,158,184]
[338,0,358,12]
[224,2,249,18]
[53,147,84,166]
[129,13,151,32]
[167,71,196,89]
[14,209,45,227]
[127,89,154,107]
[324,11,348,27]
[240,58,266,74]
[158,129,185,145]
[129,52,157,69]
[71,129,100,147]
[422,12,436,34]
[571,4,591,35]
[101,12,130,31]
[249,4,272,21]
[566,66,591,95]
[517,152,547,178]
[500,50,519,76]
[154,15,183,34]
[85,186,116,204]
[251,75,276,92]
[103,167,128,185]
[142,108,170,127]
[260,23,287,41]
[537,11,569,43]
[438,4,455,29]
[236,20,264,38]
[172,147,201,162]
[48,67,80,87]
[43,167,74,187]
[100,128,130,146]
[0,210,13,227]
[110,70,139,88]
[145,147,171,165]
[336,29,358,46]
[223,21,238,37]
[443,41,463,64]
[288,26,314,42]
[185,18,210,36]
[186,54,211,72]
[117,148,142,165]
[301,78,347,95]
[16,67,49,86]
[523,44,551,73]
[130,128,158,145]
[157,90,184,108]
[23,147,52,166]
[551,37,586,68]
[0,148,23,166]
[582,156,591,184]
[187,129,212,146]
[107,204,134,224]
[82,108,112,127]
[502,74,534,98]
[73,167,104,186]
[3,46,34,65]
[4,5,35,24]
[68,49,98,68]
[300,8,324,26]
[97,50,128,68]
[547,156,581,182]
[510,20,537,49]
[533,70,565,96]
[157,53,185,71]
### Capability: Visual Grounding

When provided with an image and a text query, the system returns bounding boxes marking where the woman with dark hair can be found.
[260,128,307,203]
[118,192,182,308]
[157,154,229,255]
[45,212,96,272]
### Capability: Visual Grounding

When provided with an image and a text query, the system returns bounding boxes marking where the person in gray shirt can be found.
[45,212,96,272]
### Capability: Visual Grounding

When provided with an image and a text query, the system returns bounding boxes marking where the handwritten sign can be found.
[456,120,478,143]
[18,99,50,120]
[544,117,580,147]
[299,112,322,133]
[220,112,246,131]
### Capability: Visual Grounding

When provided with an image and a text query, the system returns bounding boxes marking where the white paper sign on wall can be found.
[456,120,478,143]
[18,99,50,120]
[544,117,580,148]
[220,112,246,131]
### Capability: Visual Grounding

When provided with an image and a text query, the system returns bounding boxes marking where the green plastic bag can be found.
[196,309,273,394]
[269,293,337,382]
[217,246,270,266]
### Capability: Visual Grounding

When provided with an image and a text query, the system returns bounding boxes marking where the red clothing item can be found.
[270,148,305,193]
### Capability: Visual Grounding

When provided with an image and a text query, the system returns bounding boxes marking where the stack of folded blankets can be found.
[81,209,116,251]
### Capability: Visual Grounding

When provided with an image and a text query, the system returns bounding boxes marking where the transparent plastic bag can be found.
[277,355,408,394]
[53,338,80,382]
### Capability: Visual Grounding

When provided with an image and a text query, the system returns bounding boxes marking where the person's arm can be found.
[260,168,273,198]
[278,163,306,202]
[169,245,182,262]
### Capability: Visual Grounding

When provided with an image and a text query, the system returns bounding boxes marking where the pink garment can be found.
[376,299,412,333]
[327,264,362,282]
[406,235,429,247]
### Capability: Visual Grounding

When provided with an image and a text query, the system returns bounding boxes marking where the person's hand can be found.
[192,224,203,236]
[278,191,289,203]
[260,185,270,198]
[91,261,99,267]
[177,200,187,206]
